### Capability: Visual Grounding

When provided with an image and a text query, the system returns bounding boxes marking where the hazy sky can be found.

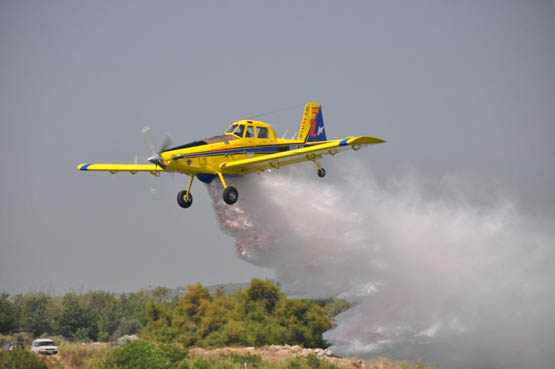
[1,0,553,294]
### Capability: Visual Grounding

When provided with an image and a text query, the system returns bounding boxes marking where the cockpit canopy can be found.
[160,120,276,153]
[225,120,275,140]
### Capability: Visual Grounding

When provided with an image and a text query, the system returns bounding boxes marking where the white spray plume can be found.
[206,158,555,369]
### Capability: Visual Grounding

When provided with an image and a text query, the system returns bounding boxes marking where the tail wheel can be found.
[317,168,326,178]
[223,186,239,205]
[177,190,193,208]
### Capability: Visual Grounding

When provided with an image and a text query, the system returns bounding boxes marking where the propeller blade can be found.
[159,132,174,153]
[141,125,157,155]
[149,175,159,194]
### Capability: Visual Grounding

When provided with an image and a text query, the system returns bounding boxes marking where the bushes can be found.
[105,340,188,369]
[0,332,33,348]
[284,354,340,369]
[59,344,92,368]
[187,353,339,369]
[56,341,187,369]
[228,353,262,368]
[0,350,48,369]
[189,356,255,369]
[143,279,334,349]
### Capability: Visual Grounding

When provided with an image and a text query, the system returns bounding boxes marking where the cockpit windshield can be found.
[225,124,237,134]
[233,124,245,138]
[226,123,246,137]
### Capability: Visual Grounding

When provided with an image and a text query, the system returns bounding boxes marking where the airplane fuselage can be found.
[160,119,327,181]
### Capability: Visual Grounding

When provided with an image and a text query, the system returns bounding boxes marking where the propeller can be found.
[141,125,174,168]
[150,174,160,194]
[140,125,176,193]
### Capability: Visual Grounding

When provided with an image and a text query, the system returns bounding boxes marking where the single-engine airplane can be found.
[77,102,385,209]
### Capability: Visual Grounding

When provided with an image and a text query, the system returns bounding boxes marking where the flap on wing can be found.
[77,163,165,174]
[220,135,385,174]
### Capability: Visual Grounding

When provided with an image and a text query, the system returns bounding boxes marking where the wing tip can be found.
[348,136,387,145]
[77,163,92,171]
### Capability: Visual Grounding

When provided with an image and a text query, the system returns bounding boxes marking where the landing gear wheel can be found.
[317,168,326,178]
[177,190,193,208]
[223,186,239,205]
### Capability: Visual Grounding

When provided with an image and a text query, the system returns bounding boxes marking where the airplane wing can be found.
[76,163,166,175]
[220,136,385,175]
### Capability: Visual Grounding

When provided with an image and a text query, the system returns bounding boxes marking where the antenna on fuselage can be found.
[291,131,297,140]
[281,129,289,139]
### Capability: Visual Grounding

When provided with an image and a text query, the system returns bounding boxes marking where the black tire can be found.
[177,190,193,208]
[317,168,326,178]
[223,186,239,205]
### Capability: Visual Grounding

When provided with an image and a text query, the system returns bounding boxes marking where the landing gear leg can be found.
[217,172,238,205]
[314,161,326,178]
[177,175,194,208]
[307,154,326,178]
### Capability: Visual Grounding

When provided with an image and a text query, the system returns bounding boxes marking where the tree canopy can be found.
[1,279,352,349]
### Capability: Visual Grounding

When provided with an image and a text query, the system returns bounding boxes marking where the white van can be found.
[31,338,58,355]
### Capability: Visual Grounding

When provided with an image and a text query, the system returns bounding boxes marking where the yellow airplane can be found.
[77,102,385,209]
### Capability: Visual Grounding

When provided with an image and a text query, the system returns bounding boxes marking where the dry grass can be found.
[55,343,110,369]
[189,345,438,369]
[50,342,438,369]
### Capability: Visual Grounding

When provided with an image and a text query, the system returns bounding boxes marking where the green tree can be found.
[20,292,53,337]
[245,279,281,314]
[120,290,151,326]
[143,300,180,344]
[151,286,171,301]
[97,301,122,341]
[56,293,91,339]
[143,280,335,348]
[0,293,17,334]
[84,290,118,341]
[179,284,211,322]
[322,299,354,319]
[198,294,231,339]
[276,299,333,348]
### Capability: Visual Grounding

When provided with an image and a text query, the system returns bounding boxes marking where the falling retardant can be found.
[205,158,555,369]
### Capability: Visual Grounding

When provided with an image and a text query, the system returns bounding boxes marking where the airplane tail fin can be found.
[297,102,327,142]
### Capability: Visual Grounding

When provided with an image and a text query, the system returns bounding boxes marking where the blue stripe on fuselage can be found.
[174,144,309,159]
[80,163,92,170]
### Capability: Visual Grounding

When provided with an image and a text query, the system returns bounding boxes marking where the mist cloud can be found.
[206,158,555,369]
